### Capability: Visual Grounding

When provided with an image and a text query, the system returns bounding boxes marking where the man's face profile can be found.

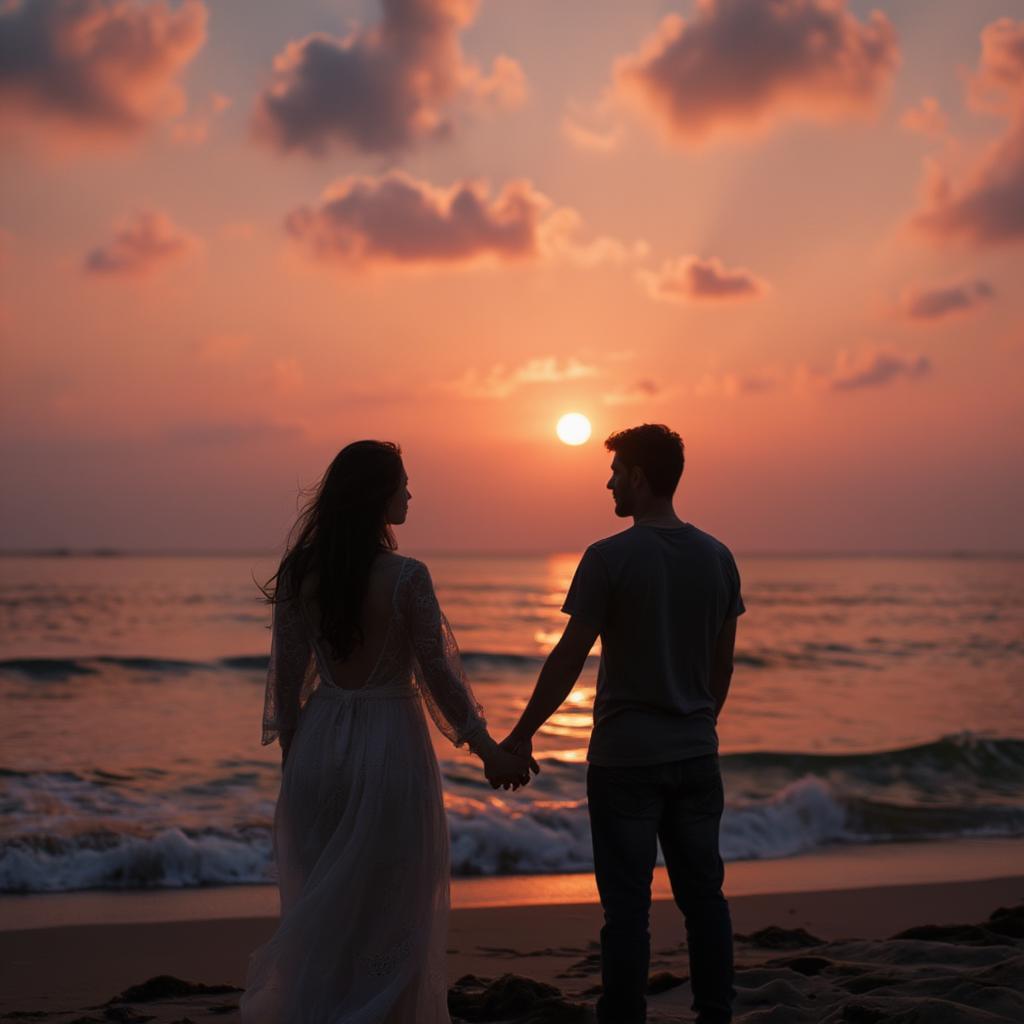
[607,456,636,517]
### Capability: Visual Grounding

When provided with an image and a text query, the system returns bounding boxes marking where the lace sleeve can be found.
[402,559,487,748]
[261,578,315,747]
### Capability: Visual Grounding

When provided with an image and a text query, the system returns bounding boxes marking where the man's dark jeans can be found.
[587,754,734,1024]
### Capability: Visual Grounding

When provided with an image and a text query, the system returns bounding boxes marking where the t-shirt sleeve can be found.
[560,545,611,630]
[725,552,746,619]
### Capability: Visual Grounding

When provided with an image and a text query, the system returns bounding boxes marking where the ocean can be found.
[1,551,1022,894]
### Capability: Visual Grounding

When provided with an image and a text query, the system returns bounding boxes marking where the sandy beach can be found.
[3,860,1022,1022]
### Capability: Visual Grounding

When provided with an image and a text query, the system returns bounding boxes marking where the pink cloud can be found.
[286,172,553,269]
[898,279,994,321]
[828,348,930,391]
[170,90,231,146]
[614,0,898,145]
[252,0,525,157]
[0,0,207,141]
[638,256,768,303]
[912,19,1024,245]
[84,210,199,277]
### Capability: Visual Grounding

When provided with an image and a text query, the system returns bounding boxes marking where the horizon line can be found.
[1,547,1022,560]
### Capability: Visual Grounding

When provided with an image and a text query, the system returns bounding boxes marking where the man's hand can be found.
[500,732,541,777]
[483,745,534,791]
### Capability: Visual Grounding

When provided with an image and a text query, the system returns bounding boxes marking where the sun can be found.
[556,412,592,446]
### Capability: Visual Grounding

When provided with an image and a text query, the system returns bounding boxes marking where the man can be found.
[503,423,744,1024]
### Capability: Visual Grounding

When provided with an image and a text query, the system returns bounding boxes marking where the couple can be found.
[240,423,744,1024]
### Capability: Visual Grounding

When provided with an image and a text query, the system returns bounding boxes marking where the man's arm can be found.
[506,615,600,748]
[710,615,738,718]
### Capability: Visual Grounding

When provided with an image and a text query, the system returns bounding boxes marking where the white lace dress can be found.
[240,556,487,1024]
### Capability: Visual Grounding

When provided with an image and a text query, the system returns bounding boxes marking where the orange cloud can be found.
[84,210,199,277]
[638,256,767,303]
[900,96,948,139]
[562,114,623,153]
[451,357,599,399]
[694,369,784,398]
[602,379,666,406]
[898,279,994,322]
[252,0,525,156]
[170,91,231,146]
[0,0,207,142]
[912,19,1024,245]
[614,0,898,145]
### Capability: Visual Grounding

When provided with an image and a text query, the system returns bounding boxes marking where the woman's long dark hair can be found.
[259,440,404,660]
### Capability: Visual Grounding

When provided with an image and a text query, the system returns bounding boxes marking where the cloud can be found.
[614,0,898,145]
[969,17,1024,115]
[602,379,666,406]
[898,279,994,321]
[638,256,768,303]
[694,347,930,398]
[828,348,931,391]
[84,210,199,277]
[252,0,525,157]
[0,0,207,141]
[694,369,784,398]
[900,96,948,139]
[562,114,622,153]
[451,357,599,399]
[538,207,649,267]
[285,171,641,271]
[912,19,1024,245]
[285,172,545,268]
[170,91,231,146]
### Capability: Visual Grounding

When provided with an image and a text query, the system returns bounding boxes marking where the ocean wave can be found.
[720,734,1024,790]
[3,736,1023,892]
[2,784,1021,893]
[0,651,553,681]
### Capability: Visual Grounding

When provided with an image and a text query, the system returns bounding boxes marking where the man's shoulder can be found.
[686,524,735,558]
[585,527,639,558]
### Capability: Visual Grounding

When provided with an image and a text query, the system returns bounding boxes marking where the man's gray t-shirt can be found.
[562,523,745,767]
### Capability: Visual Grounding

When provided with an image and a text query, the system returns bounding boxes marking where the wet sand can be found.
[2,872,1022,1022]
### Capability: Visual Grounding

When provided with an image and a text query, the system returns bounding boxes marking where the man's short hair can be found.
[605,424,685,498]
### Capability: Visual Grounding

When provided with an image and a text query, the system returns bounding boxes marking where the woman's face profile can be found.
[385,466,411,525]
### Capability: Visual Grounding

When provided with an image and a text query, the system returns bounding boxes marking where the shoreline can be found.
[2,835,1021,932]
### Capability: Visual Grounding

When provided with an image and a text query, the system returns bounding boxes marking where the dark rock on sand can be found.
[763,955,832,977]
[646,971,687,994]
[735,925,824,949]
[105,977,241,1005]
[449,973,591,1023]
[985,905,1024,939]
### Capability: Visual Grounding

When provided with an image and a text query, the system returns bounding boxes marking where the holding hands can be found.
[473,730,540,791]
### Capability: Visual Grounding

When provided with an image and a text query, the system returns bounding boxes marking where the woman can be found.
[240,440,532,1023]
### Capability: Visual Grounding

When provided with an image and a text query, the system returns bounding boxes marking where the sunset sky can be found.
[1,0,1022,554]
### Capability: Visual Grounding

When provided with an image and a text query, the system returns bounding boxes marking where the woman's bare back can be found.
[298,552,406,690]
